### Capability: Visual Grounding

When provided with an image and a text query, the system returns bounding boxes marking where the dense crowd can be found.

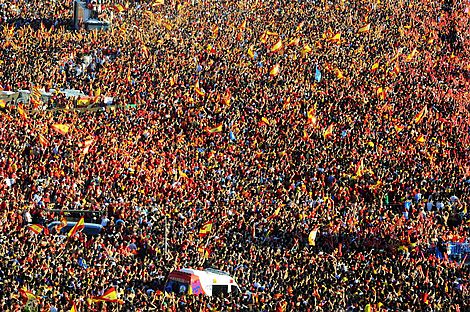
[0,0,469,311]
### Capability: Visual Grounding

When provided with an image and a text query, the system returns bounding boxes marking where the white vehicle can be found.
[165,268,241,296]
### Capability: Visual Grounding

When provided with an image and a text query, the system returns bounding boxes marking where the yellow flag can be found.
[308,229,317,246]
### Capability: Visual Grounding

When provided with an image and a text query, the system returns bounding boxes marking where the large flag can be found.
[270,63,280,76]
[51,124,70,135]
[91,287,123,303]
[27,224,49,235]
[315,66,322,82]
[270,38,283,53]
[20,287,40,302]
[413,106,427,124]
[208,123,223,133]
[358,23,371,33]
[67,217,85,238]
[199,221,213,237]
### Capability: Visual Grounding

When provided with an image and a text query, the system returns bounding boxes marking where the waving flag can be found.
[20,287,41,302]
[91,287,123,303]
[301,44,312,55]
[371,62,379,72]
[51,124,70,135]
[199,221,213,237]
[38,134,49,147]
[70,302,78,312]
[28,224,49,235]
[208,123,223,133]
[328,33,341,42]
[358,23,371,33]
[17,104,28,120]
[323,124,334,139]
[67,217,85,238]
[194,81,206,97]
[270,63,280,76]
[247,46,255,59]
[307,107,317,125]
[270,38,283,53]
[288,37,300,46]
[413,106,427,124]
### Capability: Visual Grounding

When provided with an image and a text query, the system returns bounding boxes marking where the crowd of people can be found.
[0,0,469,311]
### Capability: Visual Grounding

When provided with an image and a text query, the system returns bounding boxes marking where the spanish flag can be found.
[194,81,206,96]
[394,124,405,133]
[113,4,125,12]
[259,32,268,44]
[208,123,223,133]
[261,117,270,126]
[376,87,386,100]
[178,167,188,179]
[51,124,70,135]
[222,88,231,106]
[198,246,211,259]
[270,39,283,53]
[355,159,364,177]
[307,107,317,125]
[91,287,123,303]
[67,216,85,238]
[328,33,341,42]
[358,23,371,33]
[335,68,344,79]
[267,206,281,220]
[288,37,300,46]
[0,99,6,111]
[20,287,40,302]
[211,25,219,38]
[28,224,49,235]
[308,229,317,246]
[269,63,280,76]
[413,106,427,124]
[70,302,78,312]
[416,135,426,144]
[247,46,255,59]
[17,103,28,120]
[371,62,379,72]
[301,44,312,55]
[199,221,213,237]
[323,124,334,139]
[406,48,418,62]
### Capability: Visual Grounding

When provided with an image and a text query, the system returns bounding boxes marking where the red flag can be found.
[91,287,123,303]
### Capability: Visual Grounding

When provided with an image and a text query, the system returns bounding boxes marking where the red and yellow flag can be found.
[406,48,418,62]
[113,4,125,12]
[394,124,405,133]
[208,123,223,133]
[51,124,70,135]
[195,81,206,97]
[371,62,379,72]
[416,135,426,144]
[70,302,78,312]
[267,206,281,220]
[20,287,40,302]
[288,37,300,46]
[323,124,334,139]
[199,221,213,237]
[355,159,364,177]
[413,106,427,124]
[307,107,317,125]
[91,287,123,303]
[328,33,341,42]
[358,23,371,33]
[28,224,49,235]
[17,104,28,120]
[301,44,312,56]
[270,38,283,53]
[376,87,386,100]
[67,216,85,238]
[270,63,280,76]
